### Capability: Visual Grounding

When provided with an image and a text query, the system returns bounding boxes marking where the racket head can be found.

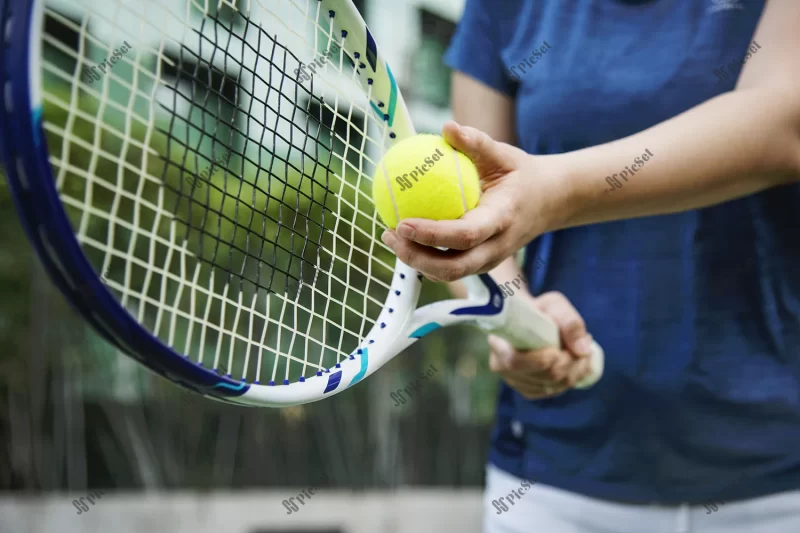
[0,0,433,406]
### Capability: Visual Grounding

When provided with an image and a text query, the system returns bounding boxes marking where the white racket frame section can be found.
[13,0,603,408]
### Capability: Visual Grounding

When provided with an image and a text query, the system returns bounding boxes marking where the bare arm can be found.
[384,0,800,282]
[552,0,800,229]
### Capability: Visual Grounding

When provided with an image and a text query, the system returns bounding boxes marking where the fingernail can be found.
[576,336,592,357]
[381,231,397,247]
[396,224,415,240]
[459,125,471,140]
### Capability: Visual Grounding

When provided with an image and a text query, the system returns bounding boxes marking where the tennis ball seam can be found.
[372,135,479,228]
[452,147,468,213]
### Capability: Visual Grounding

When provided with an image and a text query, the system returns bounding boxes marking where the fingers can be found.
[488,335,513,373]
[488,335,565,380]
[441,121,514,178]
[394,197,511,250]
[565,357,593,387]
[490,340,571,400]
[488,332,594,400]
[536,292,594,359]
[381,229,507,282]
[485,291,597,400]
[381,231,468,281]
[377,122,536,279]
[503,375,569,400]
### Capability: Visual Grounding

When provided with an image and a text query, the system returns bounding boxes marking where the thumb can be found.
[441,121,513,179]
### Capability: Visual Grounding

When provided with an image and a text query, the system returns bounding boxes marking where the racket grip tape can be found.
[491,290,604,389]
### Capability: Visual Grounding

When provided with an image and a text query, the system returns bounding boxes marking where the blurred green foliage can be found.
[0,2,499,492]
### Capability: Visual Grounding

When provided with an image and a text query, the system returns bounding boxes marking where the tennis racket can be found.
[0,0,604,407]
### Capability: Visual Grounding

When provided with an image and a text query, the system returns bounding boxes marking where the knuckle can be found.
[395,245,415,265]
[443,261,468,282]
[562,318,586,339]
[420,226,439,245]
[473,130,488,150]
[536,291,563,311]
[566,360,590,387]
[546,365,563,381]
[395,249,411,265]
[439,270,458,283]
[549,360,568,381]
[536,349,558,371]
[461,228,481,248]
[495,210,513,232]
[507,356,526,372]
[546,291,567,304]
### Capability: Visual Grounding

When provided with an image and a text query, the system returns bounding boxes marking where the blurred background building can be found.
[0,1,500,532]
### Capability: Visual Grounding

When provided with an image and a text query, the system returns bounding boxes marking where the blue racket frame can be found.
[0,0,248,402]
[0,0,603,407]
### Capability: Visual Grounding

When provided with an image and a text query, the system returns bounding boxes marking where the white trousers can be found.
[484,464,800,533]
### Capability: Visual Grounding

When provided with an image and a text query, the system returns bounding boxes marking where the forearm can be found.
[542,87,800,230]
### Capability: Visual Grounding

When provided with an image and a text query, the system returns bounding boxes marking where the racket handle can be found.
[490,285,604,389]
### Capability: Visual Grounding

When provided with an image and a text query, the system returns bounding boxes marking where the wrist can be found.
[525,152,583,237]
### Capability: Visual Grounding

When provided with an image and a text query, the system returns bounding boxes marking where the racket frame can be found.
[0,0,602,408]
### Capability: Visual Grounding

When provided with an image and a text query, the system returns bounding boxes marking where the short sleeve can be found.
[443,0,516,96]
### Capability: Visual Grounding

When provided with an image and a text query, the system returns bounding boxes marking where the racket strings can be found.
[40,0,395,385]
[154,12,347,297]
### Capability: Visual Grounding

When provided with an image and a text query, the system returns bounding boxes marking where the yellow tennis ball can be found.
[372,134,480,229]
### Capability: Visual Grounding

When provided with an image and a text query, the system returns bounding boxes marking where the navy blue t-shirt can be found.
[445,0,800,504]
